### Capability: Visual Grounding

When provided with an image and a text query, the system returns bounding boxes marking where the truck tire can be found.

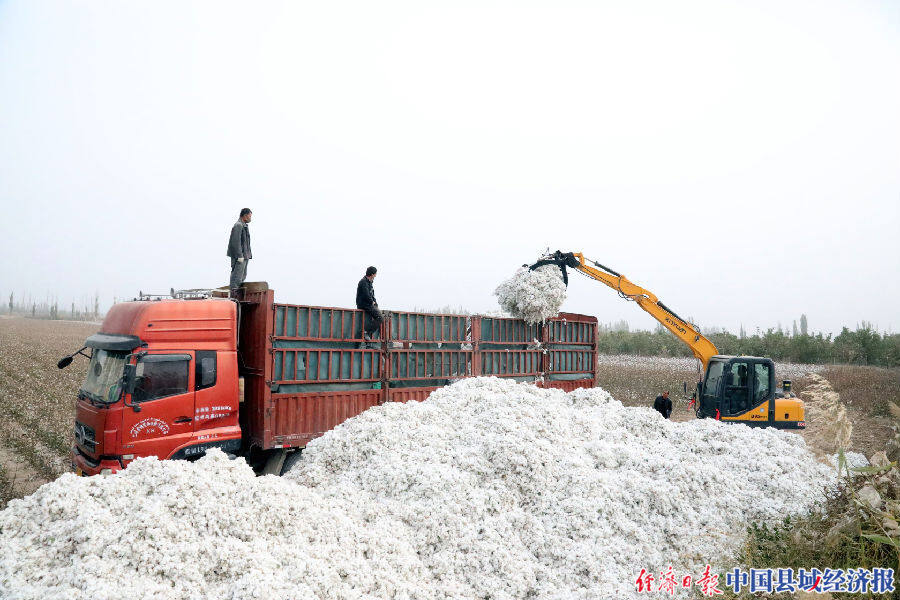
[280,450,303,475]
[261,449,288,476]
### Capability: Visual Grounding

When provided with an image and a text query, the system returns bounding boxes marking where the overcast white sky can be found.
[1,1,898,336]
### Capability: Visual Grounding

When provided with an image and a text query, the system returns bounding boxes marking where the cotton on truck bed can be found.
[62,283,598,476]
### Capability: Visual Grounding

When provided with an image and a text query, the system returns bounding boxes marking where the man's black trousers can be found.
[363,308,383,337]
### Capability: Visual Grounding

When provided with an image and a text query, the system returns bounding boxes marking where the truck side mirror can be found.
[121,352,147,412]
[123,363,137,394]
[57,346,89,370]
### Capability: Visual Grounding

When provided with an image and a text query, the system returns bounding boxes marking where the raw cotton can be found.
[494,265,567,324]
[0,377,835,600]
[0,452,424,600]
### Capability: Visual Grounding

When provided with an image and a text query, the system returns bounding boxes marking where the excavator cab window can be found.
[723,361,751,415]
[754,363,772,404]
[700,360,725,416]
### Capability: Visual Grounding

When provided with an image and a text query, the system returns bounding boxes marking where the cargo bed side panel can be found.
[269,390,383,447]
[258,300,598,450]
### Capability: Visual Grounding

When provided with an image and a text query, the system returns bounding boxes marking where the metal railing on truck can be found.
[239,290,597,450]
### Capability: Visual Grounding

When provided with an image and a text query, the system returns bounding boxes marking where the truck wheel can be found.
[280,450,303,475]
[260,449,288,476]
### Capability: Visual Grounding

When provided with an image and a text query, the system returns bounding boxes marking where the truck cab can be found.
[696,355,805,428]
[71,298,241,475]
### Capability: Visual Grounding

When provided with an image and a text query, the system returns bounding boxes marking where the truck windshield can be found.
[80,349,128,404]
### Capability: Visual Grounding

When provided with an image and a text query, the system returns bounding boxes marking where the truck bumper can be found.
[70,446,123,476]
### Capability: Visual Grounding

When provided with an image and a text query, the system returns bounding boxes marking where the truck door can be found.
[121,353,196,460]
[191,350,241,452]
[722,360,751,416]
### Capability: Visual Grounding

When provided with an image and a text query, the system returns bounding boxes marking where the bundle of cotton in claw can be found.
[1,377,836,600]
[494,265,567,323]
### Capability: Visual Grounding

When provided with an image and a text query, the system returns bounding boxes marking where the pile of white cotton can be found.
[0,377,834,600]
[494,265,567,323]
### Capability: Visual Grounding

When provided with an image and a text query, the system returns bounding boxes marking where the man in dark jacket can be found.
[653,391,673,419]
[356,266,382,347]
[227,208,252,298]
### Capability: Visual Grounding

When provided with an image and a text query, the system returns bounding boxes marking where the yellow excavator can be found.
[529,251,805,428]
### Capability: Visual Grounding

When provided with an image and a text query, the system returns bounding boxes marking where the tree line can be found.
[4,291,103,322]
[597,317,900,368]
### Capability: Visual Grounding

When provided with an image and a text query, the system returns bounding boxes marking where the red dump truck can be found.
[60,283,598,476]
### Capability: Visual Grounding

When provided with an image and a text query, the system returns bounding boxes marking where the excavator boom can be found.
[529,251,719,368]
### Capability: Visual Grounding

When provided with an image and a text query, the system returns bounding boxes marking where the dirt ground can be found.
[0,444,45,497]
[0,316,98,506]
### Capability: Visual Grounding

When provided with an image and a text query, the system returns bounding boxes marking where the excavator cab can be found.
[698,357,766,418]
[696,356,804,428]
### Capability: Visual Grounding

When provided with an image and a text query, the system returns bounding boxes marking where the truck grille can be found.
[74,421,97,453]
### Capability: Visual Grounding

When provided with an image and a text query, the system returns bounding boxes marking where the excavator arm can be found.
[529,251,719,368]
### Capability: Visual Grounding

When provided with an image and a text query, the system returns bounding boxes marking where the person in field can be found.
[227,208,252,298]
[356,266,382,348]
[653,391,672,419]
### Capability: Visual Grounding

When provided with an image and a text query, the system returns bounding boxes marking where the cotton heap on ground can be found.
[0,378,834,600]
[494,265,567,323]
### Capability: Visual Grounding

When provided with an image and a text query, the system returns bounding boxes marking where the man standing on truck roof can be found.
[653,391,672,419]
[227,208,252,299]
[356,266,382,348]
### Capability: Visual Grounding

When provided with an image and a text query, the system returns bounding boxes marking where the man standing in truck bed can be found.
[227,208,252,298]
[356,266,382,347]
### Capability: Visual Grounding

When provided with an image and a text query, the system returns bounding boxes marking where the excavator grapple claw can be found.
[526,251,580,286]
